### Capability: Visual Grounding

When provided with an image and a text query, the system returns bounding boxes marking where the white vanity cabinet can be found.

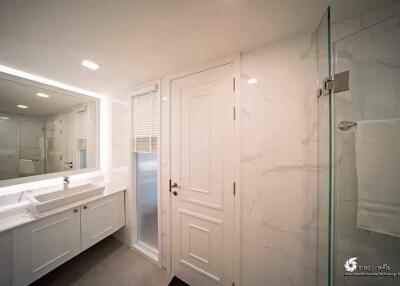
[11,191,125,286]
[12,208,81,285]
[0,231,12,286]
[81,192,125,250]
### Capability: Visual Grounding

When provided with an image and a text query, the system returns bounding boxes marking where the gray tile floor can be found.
[31,237,172,286]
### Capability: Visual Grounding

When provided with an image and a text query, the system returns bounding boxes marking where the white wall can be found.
[109,99,132,245]
[239,32,318,286]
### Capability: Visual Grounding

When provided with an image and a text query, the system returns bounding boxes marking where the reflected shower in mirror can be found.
[0,75,99,181]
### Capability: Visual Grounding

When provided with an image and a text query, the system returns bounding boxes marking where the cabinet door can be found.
[0,231,12,286]
[13,208,81,285]
[81,192,124,251]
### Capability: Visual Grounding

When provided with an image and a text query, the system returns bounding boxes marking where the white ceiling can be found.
[0,0,332,99]
[0,0,396,99]
[0,78,93,117]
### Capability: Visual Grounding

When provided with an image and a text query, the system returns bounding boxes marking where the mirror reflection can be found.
[0,76,99,181]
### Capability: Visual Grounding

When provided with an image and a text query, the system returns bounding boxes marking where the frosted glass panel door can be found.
[131,88,160,253]
[135,153,158,250]
[333,14,400,286]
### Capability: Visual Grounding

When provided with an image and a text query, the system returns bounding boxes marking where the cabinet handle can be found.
[73,209,79,213]
[83,206,88,210]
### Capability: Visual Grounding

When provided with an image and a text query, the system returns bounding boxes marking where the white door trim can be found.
[129,80,163,267]
[161,54,241,285]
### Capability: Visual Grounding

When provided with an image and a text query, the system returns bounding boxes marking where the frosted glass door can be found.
[135,152,158,251]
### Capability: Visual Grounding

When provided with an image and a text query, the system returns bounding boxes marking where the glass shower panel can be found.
[135,152,158,251]
[333,14,400,286]
[316,7,332,286]
[20,118,45,176]
[0,117,20,180]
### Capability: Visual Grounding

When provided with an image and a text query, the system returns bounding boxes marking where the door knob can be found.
[170,181,180,196]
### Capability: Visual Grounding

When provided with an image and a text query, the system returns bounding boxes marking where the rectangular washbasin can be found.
[33,183,105,213]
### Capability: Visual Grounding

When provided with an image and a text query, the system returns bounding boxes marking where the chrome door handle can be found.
[169,180,180,195]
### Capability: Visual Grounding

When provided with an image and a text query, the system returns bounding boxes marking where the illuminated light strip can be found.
[0,65,111,192]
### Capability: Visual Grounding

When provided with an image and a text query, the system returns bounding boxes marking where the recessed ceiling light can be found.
[81,60,99,70]
[0,116,9,120]
[36,92,50,98]
[247,78,258,85]
[17,104,28,109]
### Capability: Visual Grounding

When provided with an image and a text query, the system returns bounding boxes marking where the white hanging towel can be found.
[19,159,35,176]
[356,119,400,238]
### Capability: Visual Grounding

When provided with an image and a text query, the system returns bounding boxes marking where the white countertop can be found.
[0,183,126,234]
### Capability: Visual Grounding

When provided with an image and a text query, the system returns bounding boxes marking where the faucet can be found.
[63,176,70,190]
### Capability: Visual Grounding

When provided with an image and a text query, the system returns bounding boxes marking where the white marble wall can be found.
[239,32,318,286]
[110,99,133,244]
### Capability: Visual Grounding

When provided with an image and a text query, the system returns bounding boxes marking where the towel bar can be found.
[338,121,357,131]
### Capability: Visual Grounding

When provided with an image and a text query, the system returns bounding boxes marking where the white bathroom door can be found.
[171,63,235,286]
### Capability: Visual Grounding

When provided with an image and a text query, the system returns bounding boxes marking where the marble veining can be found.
[240,32,318,286]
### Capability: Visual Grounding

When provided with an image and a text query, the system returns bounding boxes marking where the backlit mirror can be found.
[0,73,99,183]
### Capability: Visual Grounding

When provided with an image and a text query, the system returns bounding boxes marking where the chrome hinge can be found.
[233,182,236,196]
[233,107,236,121]
[318,71,350,97]
[233,77,236,91]
[318,76,333,97]
[333,71,350,93]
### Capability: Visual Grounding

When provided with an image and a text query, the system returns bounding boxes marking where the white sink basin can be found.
[32,183,105,213]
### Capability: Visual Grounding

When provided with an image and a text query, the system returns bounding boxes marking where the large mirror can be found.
[0,73,99,183]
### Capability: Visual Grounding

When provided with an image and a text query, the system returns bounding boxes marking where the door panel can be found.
[81,192,125,250]
[81,196,114,250]
[13,208,81,285]
[171,63,235,286]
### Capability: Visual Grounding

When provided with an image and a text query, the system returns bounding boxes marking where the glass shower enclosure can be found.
[317,3,400,286]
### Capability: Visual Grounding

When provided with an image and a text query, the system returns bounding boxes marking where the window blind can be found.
[131,91,159,153]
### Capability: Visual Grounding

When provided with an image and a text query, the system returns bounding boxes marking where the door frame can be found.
[130,80,163,266]
[161,55,242,285]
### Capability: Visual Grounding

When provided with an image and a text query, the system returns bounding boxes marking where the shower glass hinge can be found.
[319,71,350,97]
